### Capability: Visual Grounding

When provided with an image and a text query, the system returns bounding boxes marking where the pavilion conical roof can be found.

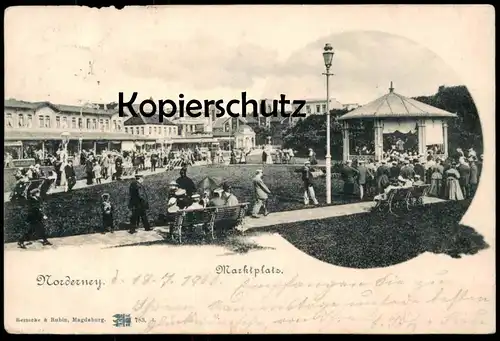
[338,83,457,120]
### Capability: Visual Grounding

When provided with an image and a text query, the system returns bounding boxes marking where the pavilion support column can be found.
[41,141,45,160]
[342,121,350,162]
[442,121,449,157]
[93,141,97,155]
[418,119,427,155]
[373,119,383,162]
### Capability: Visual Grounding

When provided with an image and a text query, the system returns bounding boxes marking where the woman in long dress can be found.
[444,165,464,200]
[265,147,273,164]
[428,165,443,197]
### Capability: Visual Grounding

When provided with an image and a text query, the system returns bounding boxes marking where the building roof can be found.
[123,115,176,126]
[338,85,457,121]
[4,129,157,141]
[213,116,248,129]
[5,99,118,116]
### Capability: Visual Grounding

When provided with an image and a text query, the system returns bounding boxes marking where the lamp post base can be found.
[325,154,332,204]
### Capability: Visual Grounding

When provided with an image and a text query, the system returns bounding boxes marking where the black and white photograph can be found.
[3,5,495,334]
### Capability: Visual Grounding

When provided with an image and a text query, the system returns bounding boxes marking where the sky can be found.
[5,6,466,107]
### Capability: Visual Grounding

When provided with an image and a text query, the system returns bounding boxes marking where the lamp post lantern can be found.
[322,43,335,204]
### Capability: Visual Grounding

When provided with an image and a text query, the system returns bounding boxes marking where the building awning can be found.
[4,141,23,147]
[171,138,219,144]
[4,130,157,141]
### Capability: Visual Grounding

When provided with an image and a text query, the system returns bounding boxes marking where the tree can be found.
[413,85,483,154]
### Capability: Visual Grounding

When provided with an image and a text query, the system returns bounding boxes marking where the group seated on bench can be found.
[159,202,249,244]
[10,177,56,202]
[374,175,430,214]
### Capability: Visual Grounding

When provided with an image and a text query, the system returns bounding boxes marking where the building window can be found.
[164,127,167,135]
[61,116,67,129]
[105,119,109,131]
[99,119,104,131]
[55,116,60,128]
[125,127,129,133]
[45,116,51,128]
[322,104,326,113]
[78,118,83,129]
[27,114,33,128]
[154,127,158,134]
[141,127,145,135]
[18,114,24,127]
[6,113,13,128]
[92,119,97,130]
[116,122,121,131]
[149,127,152,135]
[72,117,77,129]
[113,120,117,131]
[306,105,311,114]
[316,105,320,113]
[135,127,139,135]
[86,118,91,130]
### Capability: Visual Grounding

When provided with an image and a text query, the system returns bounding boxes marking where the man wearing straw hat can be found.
[208,188,225,207]
[251,169,271,218]
[300,161,319,206]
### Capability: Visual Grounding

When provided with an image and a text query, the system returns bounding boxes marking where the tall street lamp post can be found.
[322,43,335,204]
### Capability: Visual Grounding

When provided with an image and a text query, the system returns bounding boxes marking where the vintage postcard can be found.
[4,5,495,334]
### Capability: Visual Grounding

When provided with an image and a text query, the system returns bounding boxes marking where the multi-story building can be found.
[4,99,156,162]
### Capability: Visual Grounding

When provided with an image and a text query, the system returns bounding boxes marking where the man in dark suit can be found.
[399,159,415,180]
[64,160,77,192]
[413,159,426,182]
[357,160,372,200]
[469,156,479,196]
[176,169,197,196]
[341,160,359,198]
[18,188,52,248]
[457,157,471,198]
[128,174,151,233]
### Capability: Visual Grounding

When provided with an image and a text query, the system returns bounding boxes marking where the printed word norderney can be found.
[36,275,103,290]
[118,92,306,121]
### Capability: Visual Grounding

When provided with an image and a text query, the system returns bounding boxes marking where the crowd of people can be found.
[11,139,483,249]
[337,146,482,202]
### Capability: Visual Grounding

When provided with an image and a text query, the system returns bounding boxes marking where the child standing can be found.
[93,162,102,184]
[101,193,114,233]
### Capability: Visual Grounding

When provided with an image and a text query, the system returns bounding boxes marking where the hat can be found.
[414,175,421,179]
[191,193,200,199]
[175,189,186,196]
[398,175,406,182]
[222,183,231,191]
[256,169,263,174]
[35,164,41,168]
[346,159,352,164]
[167,197,177,206]
[381,159,387,164]
[135,174,144,179]
[213,188,224,194]
[358,159,365,163]
[169,180,178,187]
[304,161,311,165]
[392,161,397,165]
[101,193,110,199]
[30,188,40,195]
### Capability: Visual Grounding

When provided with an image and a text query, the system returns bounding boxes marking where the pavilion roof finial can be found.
[389,81,394,93]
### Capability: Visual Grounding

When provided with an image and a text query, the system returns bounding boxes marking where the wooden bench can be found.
[374,187,413,215]
[409,184,430,208]
[9,179,45,202]
[169,203,249,244]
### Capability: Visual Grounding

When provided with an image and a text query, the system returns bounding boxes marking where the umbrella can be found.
[197,176,220,192]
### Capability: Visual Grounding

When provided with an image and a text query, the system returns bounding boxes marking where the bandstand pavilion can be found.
[337,83,457,162]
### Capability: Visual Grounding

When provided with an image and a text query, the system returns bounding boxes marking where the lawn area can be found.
[3,164,355,243]
[246,199,488,269]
